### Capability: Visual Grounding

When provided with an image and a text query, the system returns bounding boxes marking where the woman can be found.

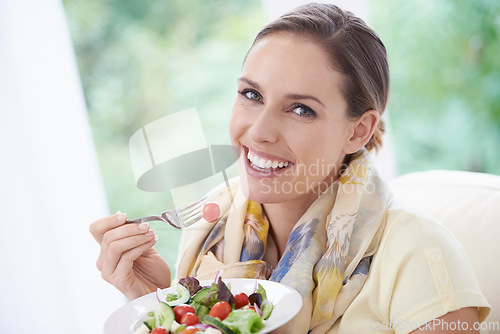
[90,3,489,333]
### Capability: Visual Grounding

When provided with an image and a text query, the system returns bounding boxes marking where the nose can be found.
[247,107,280,144]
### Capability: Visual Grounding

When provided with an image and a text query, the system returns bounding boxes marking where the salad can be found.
[134,276,274,334]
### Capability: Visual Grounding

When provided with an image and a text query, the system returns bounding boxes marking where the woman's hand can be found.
[89,212,171,300]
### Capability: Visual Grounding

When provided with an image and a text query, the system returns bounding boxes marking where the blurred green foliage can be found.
[64,0,500,277]
[369,0,500,174]
[63,0,264,274]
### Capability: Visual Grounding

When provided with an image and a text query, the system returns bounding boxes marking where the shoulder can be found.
[366,199,490,328]
[375,199,471,291]
[379,200,465,259]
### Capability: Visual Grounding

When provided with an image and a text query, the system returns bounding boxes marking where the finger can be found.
[100,231,157,279]
[97,221,152,270]
[89,211,128,244]
[113,237,158,284]
[97,225,153,271]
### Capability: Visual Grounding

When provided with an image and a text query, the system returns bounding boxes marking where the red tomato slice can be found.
[208,301,232,321]
[173,304,196,323]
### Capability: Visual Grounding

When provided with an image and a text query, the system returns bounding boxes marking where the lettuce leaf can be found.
[204,283,220,307]
[260,299,273,320]
[222,309,265,334]
[256,284,267,300]
[178,276,202,296]
[216,277,235,306]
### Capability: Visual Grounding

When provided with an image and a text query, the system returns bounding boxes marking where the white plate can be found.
[104,278,303,333]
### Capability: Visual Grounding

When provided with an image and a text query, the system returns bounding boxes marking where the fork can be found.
[125,196,208,229]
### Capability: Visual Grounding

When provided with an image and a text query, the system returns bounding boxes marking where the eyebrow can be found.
[237,76,325,108]
[285,93,325,108]
[237,77,261,90]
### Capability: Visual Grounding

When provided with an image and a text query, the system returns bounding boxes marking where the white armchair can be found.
[390,170,500,324]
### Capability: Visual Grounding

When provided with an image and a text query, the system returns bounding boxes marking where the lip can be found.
[242,145,293,179]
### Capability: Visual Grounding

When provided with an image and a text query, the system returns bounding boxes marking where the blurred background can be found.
[63,0,500,272]
[1,0,498,333]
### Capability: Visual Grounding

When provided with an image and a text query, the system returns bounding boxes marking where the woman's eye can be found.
[291,104,317,118]
[239,89,262,102]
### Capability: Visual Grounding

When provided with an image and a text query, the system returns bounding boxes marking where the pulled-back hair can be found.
[249,3,389,151]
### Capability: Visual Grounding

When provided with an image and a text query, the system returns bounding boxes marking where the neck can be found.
[261,166,344,258]
[262,191,318,258]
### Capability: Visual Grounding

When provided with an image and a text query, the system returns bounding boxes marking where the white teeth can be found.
[246,148,290,170]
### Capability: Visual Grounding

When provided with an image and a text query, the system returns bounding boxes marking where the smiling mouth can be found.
[244,146,293,173]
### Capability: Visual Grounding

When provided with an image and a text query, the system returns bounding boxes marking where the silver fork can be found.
[125,196,208,229]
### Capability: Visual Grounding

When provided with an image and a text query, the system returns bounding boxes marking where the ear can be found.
[343,110,380,154]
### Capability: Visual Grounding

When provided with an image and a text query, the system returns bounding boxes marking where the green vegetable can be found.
[143,316,155,330]
[197,278,237,308]
[142,277,275,334]
[175,324,187,333]
[165,284,190,306]
[193,302,210,320]
[203,315,236,334]
[261,299,273,320]
[255,283,273,320]
[190,288,211,320]
[203,283,220,307]
[178,276,203,295]
[143,302,175,330]
[216,277,235,306]
[256,284,267,300]
[222,309,265,334]
[192,287,211,303]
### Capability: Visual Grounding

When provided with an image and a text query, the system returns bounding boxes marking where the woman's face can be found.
[229,33,356,204]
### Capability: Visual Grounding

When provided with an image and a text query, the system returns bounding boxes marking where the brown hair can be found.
[249,3,389,151]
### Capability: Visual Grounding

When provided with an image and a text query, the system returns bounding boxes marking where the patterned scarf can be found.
[175,150,391,333]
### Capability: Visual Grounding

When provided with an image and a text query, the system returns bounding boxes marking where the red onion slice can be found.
[156,288,166,303]
[194,323,214,330]
[214,269,223,283]
[254,302,263,317]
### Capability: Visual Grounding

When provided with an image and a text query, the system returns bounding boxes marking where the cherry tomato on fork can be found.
[173,304,196,323]
[234,292,250,309]
[203,202,220,223]
[208,301,232,320]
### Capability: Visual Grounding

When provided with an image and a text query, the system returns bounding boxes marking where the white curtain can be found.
[0,0,125,333]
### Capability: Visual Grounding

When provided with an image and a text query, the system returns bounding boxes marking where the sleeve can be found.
[376,208,490,334]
